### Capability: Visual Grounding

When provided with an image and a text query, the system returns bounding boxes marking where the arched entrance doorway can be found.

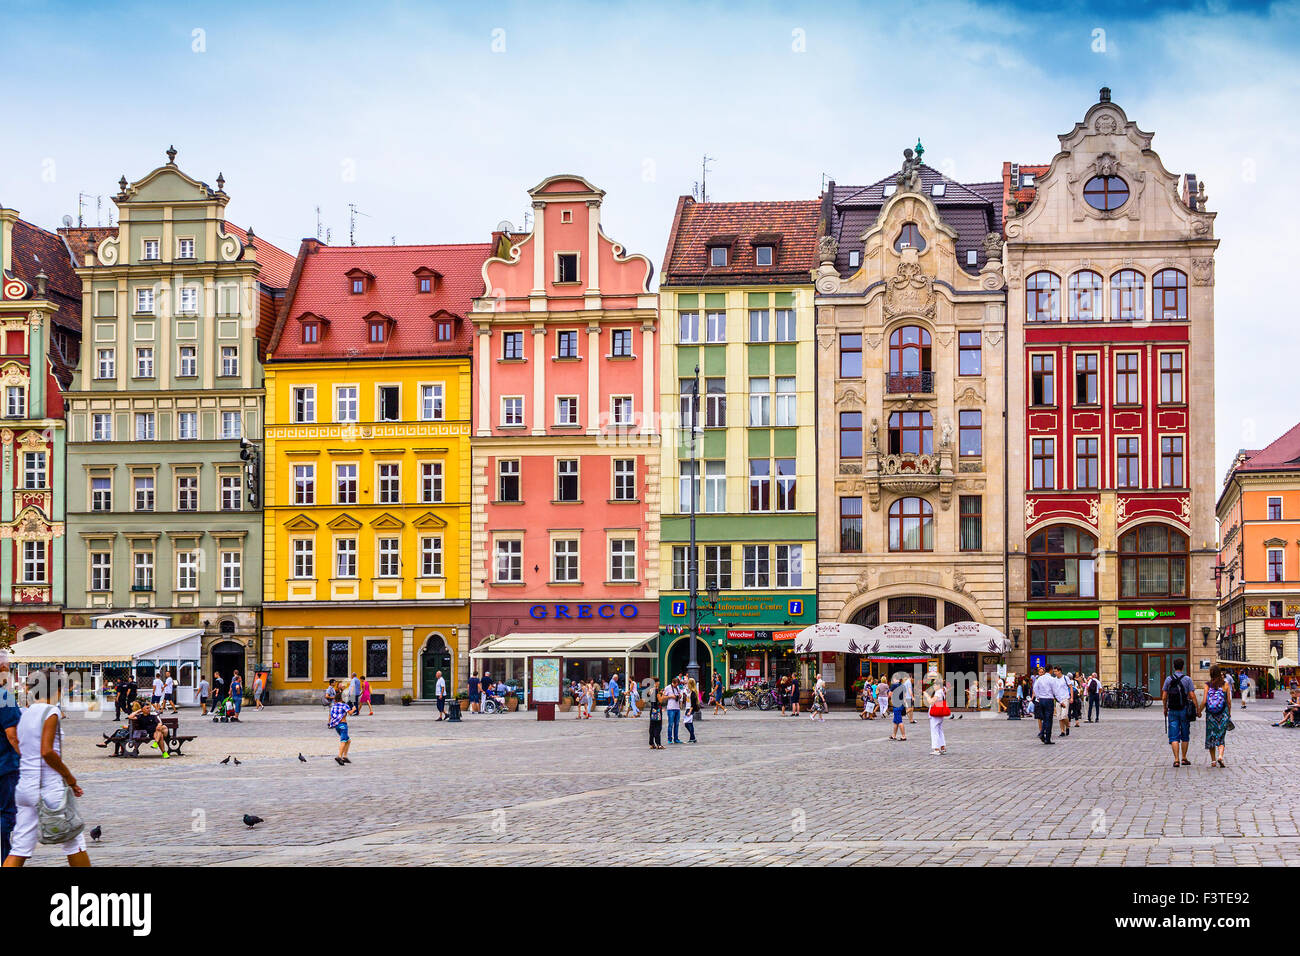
[420,634,452,699]
[666,636,713,687]
[210,640,245,696]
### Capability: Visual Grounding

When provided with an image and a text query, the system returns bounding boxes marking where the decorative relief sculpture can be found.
[883,260,937,318]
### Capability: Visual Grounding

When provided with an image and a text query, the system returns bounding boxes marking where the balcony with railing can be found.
[885,370,934,395]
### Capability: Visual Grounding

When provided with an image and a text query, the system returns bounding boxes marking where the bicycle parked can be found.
[1100,683,1154,709]
[730,679,777,711]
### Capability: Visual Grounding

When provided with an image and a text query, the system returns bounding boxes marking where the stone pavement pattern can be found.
[28,702,1300,866]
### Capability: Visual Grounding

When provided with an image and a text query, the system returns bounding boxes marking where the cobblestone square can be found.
[29,701,1300,867]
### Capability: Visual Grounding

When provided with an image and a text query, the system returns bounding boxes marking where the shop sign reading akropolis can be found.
[92,611,172,630]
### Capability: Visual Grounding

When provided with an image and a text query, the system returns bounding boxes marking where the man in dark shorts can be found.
[130,703,170,758]
[434,670,447,720]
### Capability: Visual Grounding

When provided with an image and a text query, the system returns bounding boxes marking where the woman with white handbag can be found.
[2,671,89,867]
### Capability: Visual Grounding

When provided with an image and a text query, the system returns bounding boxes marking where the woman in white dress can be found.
[3,673,89,867]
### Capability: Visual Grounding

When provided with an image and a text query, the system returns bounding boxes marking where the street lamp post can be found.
[686,364,701,689]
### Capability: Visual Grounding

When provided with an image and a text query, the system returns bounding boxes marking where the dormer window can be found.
[436,319,454,342]
[556,253,579,283]
[413,267,441,293]
[302,321,320,344]
[1022,173,1037,187]
[369,321,386,343]
[710,246,728,267]
[931,183,946,197]
[346,268,374,295]
[848,250,861,269]
[882,184,897,197]
[755,245,774,266]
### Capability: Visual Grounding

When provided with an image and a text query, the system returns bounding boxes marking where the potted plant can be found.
[401,694,413,707]
[560,694,572,712]
[505,692,519,712]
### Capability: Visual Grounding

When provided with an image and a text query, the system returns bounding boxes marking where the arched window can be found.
[1083,175,1129,210]
[219,619,236,635]
[1069,270,1103,321]
[888,497,934,552]
[1025,272,1061,322]
[887,411,933,455]
[1028,525,1097,599]
[1120,525,1188,598]
[888,325,931,374]
[894,223,926,253]
[1110,270,1144,321]
[1153,269,1188,321]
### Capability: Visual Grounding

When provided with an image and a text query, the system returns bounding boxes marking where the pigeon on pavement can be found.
[298,753,307,762]
[233,757,241,766]
[89,826,102,842]
[219,755,231,765]
[243,814,264,828]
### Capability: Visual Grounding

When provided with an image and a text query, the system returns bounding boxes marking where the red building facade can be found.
[1004,90,1218,692]
[467,175,660,689]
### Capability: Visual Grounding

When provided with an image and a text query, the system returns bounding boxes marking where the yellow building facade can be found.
[260,240,486,703]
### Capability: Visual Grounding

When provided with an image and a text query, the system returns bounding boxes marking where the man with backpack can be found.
[1162,658,1197,768]
[1085,672,1102,723]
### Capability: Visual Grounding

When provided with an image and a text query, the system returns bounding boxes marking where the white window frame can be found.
[419,383,445,421]
[552,537,580,583]
[92,413,113,441]
[293,464,316,505]
[609,537,637,582]
[419,461,443,504]
[135,347,154,378]
[292,538,315,579]
[293,386,317,424]
[176,550,199,591]
[335,463,358,505]
[221,550,242,591]
[96,348,115,379]
[335,385,359,423]
[21,540,46,584]
[135,412,155,441]
[494,537,523,583]
[501,395,524,427]
[377,462,401,504]
[376,536,401,578]
[335,538,358,578]
[419,535,444,578]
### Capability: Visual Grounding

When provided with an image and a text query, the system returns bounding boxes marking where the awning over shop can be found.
[792,621,1009,656]
[469,632,658,659]
[6,627,204,665]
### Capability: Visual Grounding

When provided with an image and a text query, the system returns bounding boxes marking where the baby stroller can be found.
[211,695,240,723]
[604,691,627,717]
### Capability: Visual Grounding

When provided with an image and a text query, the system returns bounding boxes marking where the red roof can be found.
[662,197,820,286]
[11,218,81,330]
[1230,422,1300,474]
[269,241,493,360]
[222,223,295,289]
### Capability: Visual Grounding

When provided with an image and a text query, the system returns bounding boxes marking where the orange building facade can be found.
[1217,422,1300,668]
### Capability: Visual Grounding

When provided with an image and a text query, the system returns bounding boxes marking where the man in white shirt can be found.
[664,679,682,744]
[151,674,164,706]
[903,675,916,724]
[434,670,447,721]
[1052,666,1072,737]
[1031,666,1057,744]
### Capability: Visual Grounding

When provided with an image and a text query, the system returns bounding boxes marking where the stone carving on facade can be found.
[1190,258,1214,286]
[818,235,838,266]
[983,232,1003,263]
[883,260,937,318]
[839,461,862,475]
[869,417,879,449]
[956,384,983,405]
[1179,496,1192,524]
[1094,114,1118,135]
[935,330,954,347]
[1087,499,1101,526]
[1024,497,1038,527]
[896,148,923,193]
[940,419,954,449]
[1115,496,1129,527]
[836,384,865,407]
[817,331,836,351]
[815,234,842,293]
[984,329,1003,346]
[951,569,967,595]
[865,333,882,350]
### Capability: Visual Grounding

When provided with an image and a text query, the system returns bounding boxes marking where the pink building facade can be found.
[468,175,660,690]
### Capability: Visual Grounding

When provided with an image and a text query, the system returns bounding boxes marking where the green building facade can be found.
[62,149,288,687]
[657,197,821,687]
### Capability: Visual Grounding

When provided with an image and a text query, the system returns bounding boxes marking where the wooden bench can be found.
[109,717,196,757]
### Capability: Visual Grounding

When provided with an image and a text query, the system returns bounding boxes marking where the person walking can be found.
[647,679,664,750]
[1032,666,1056,744]
[434,670,447,721]
[627,678,642,717]
[3,672,89,868]
[711,671,726,715]
[113,677,128,722]
[0,653,19,863]
[468,672,480,714]
[150,672,164,707]
[209,672,222,712]
[1069,672,1083,728]
[1201,665,1232,768]
[664,678,682,744]
[810,672,827,722]
[1085,672,1102,723]
[1162,657,1196,768]
[888,673,908,741]
[606,673,620,716]
[343,672,357,716]
[252,673,265,711]
[683,688,697,742]
[197,674,210,716]
[925,678,950,755]
[789,673,801,717]
[328,694,352,766]
[230,671,244,716]
[1053,666,1071,737]
[1239,671,1251,710]
[359,676,373,716]
[903,674,916,724]
[876,676,889,721]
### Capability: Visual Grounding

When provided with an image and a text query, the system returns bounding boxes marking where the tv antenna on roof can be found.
[347,204,370,246]
[692,154,716,203]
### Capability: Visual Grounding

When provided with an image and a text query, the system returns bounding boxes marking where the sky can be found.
[2,0,1297,482]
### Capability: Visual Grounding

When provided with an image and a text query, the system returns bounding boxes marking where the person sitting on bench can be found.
[130,703,170,757]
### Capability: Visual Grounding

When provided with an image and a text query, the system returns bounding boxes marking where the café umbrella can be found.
[934,620,1012,655]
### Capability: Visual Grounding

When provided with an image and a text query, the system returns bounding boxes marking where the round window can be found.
[1083,175,1128,211]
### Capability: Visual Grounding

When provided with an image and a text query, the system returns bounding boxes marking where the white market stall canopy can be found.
[6,628,204,666]
[469,632,658,659]
[792,620,1008,656]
